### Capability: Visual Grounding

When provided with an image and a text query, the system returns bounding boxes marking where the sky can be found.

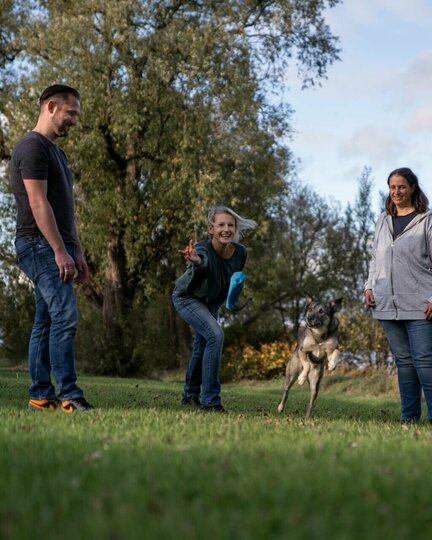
[283,0,432,212]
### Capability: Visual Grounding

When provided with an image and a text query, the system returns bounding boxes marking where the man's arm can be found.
[23,178,76,282]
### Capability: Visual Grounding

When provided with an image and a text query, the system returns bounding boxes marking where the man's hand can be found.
[73,251,89,284]
[54,248,76,282]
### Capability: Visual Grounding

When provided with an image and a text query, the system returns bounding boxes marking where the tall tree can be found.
[0,0,341,372]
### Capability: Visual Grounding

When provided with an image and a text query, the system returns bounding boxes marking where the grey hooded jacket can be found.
[365,211,432,320]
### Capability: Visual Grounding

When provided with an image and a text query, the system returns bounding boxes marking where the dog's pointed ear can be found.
[304,291,314,306]
[330,297,343,312]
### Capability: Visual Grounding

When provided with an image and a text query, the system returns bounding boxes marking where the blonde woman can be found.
[172,206,256,412]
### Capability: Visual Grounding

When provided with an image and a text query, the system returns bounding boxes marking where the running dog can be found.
[277,294,343,418]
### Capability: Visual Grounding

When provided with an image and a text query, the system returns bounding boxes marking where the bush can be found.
[222,340,294,381]
[338,309,390,368]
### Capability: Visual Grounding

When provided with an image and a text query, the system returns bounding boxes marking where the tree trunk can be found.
[101,232,132,374]
[102,237,127,325]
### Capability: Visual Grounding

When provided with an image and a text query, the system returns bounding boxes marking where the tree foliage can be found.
[0,0,349,372]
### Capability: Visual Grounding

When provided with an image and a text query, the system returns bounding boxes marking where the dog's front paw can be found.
[297,372,307,385]
[328,361,337,371]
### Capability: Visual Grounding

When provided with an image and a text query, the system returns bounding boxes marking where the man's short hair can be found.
[39,84,80,106]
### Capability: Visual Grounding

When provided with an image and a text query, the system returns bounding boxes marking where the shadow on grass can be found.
[222,384,404,425]
[0,368,409,425]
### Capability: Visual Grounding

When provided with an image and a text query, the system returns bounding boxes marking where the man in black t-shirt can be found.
[10,84,94,413]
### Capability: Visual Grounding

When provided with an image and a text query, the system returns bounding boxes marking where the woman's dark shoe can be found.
[181,395,201,407]
[200,404,227,413]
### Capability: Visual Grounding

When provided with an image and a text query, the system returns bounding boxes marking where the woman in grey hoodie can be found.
[365,167,432,423]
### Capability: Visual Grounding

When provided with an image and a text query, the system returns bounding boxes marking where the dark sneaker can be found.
[181,394,201,407]
[201,404,227,413]
[28,398,61,411]
[61,397,95,413]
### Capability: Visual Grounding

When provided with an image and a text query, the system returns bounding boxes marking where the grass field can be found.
[1,367,432,540]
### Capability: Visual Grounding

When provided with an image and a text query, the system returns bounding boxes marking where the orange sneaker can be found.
[61,397,95,413]
[28,398,61,411]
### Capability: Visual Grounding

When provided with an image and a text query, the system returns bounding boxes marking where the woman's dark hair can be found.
[385,167,429,215]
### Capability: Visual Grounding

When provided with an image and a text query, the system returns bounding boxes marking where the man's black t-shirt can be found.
[10,131,76,242]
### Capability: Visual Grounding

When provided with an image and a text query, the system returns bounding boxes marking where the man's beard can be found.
[57,123,70,137]
[53,118,71,137]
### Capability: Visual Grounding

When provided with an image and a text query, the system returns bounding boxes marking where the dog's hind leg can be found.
[278,352,301,413]
[305,364,324,418]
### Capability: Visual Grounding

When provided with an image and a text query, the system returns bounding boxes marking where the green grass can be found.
[1,367,431,540]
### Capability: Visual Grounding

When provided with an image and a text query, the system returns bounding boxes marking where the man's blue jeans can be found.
[380,319,432,422]
[15,237,83,401]
[172,289,224,407]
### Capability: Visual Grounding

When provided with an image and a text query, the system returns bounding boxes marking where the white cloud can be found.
[339,127,406,163]
[398,52,432,98]
[407,105,432,132]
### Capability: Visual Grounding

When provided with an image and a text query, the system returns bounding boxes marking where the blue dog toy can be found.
[226,271,251,311]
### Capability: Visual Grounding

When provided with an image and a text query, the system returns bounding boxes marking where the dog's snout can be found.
[307,311,324,328]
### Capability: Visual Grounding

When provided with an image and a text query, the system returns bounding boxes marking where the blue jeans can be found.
[380,320,432,422]
[15,237,83,401]
[172,289,224,407]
